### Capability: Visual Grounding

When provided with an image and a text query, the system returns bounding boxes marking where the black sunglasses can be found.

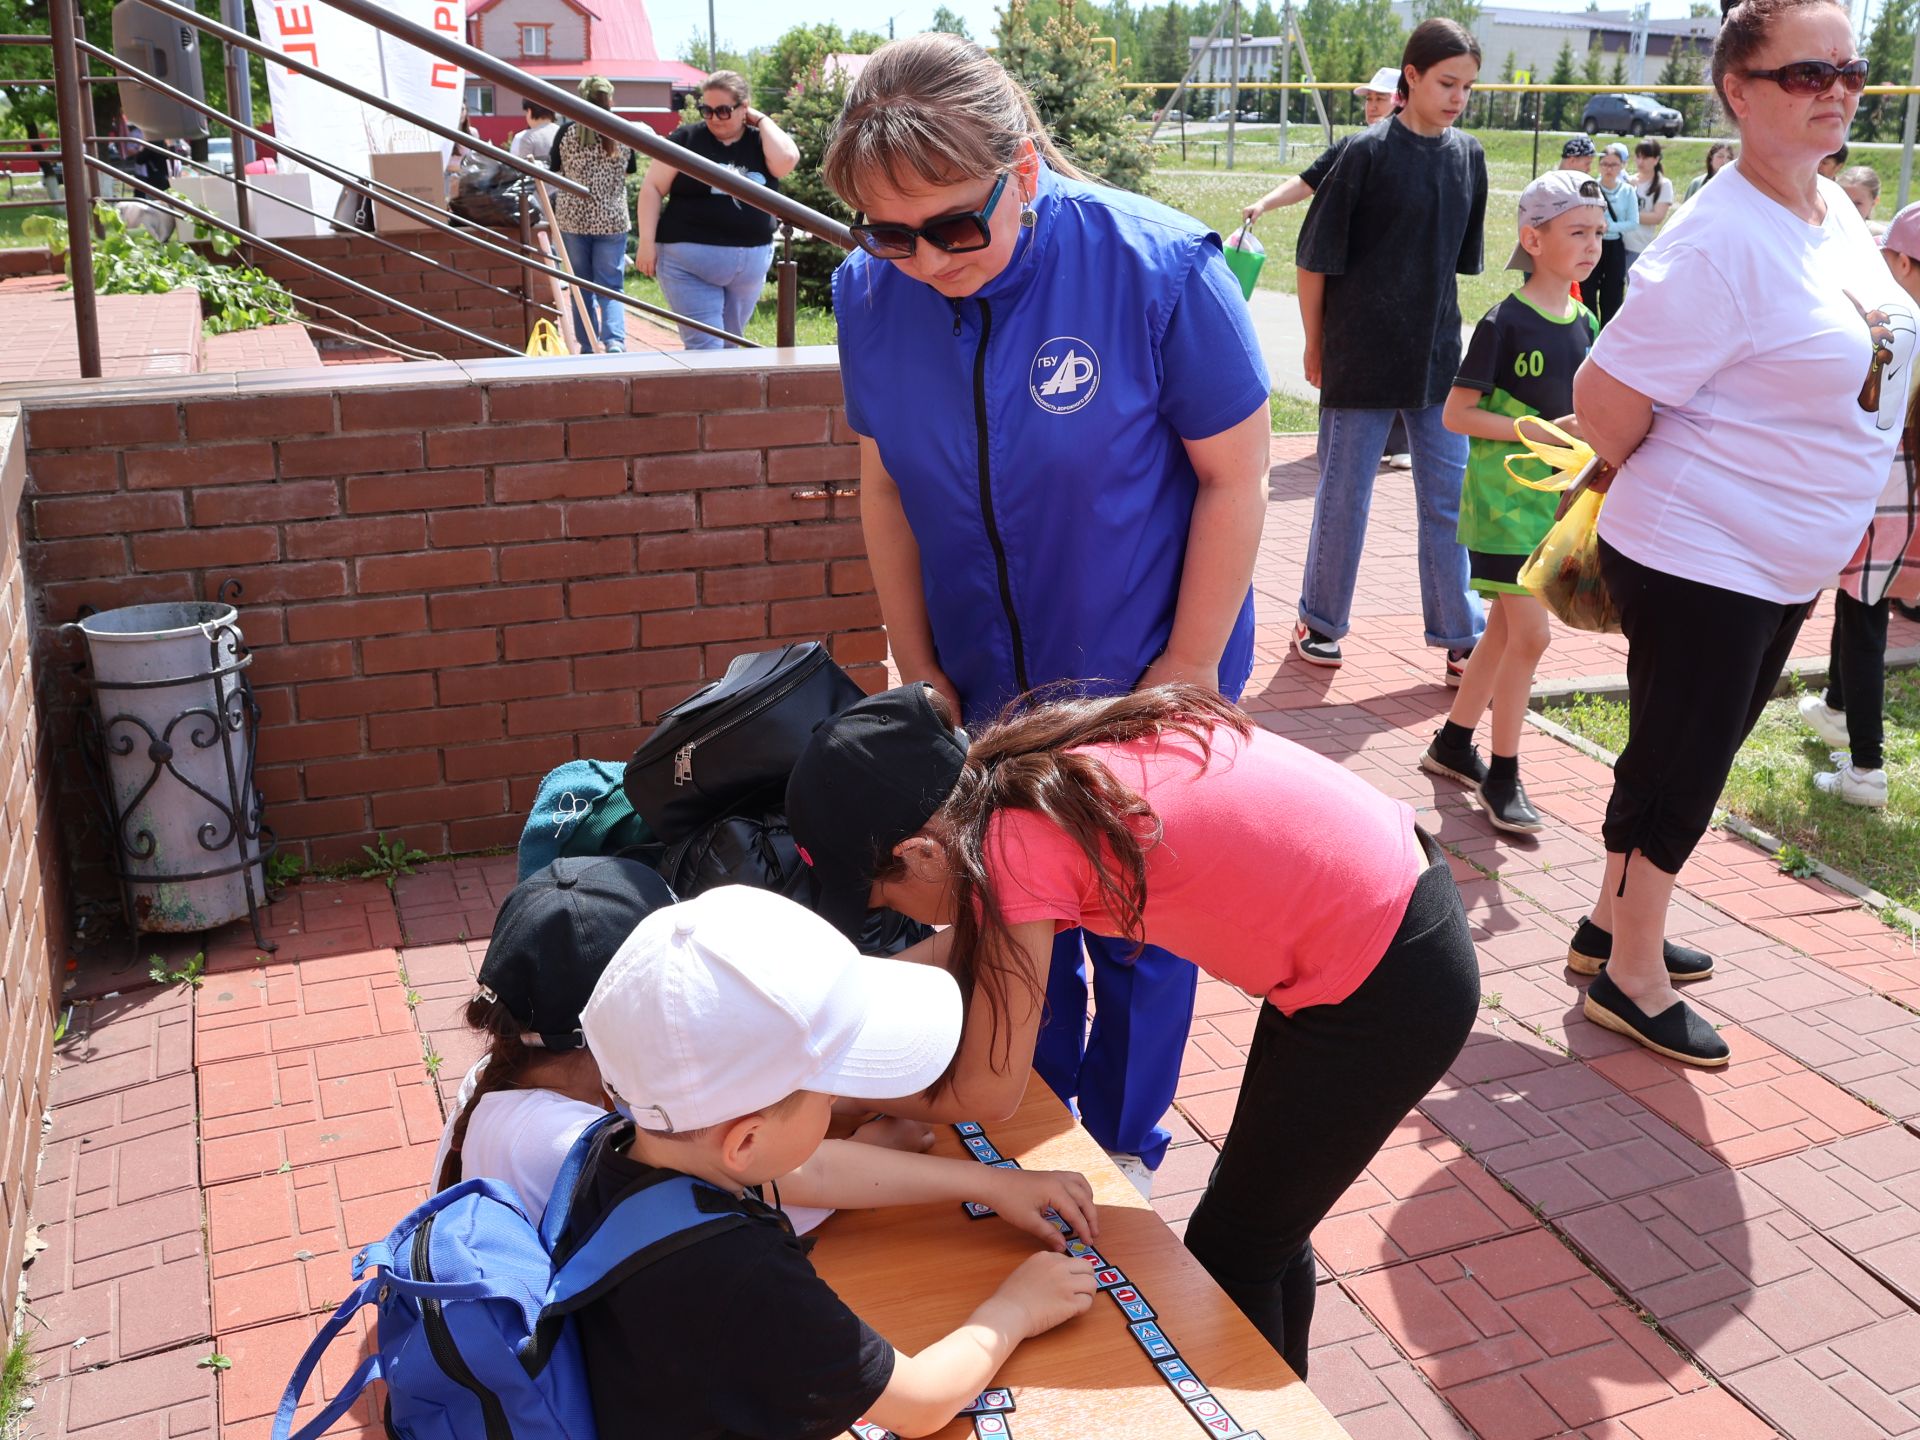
[1742,58,1869,96]
[697,102,739,119]
[850,173,1009,261]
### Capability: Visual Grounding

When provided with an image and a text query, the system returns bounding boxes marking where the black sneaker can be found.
[1293,623,1342,668]
[1444,648,1472,686]
[1894,600,1920,624]
[1567,917,1713,982]
[1419,728,1487,788]
[1477,769,1543,834]
[1583,970,1729,1067]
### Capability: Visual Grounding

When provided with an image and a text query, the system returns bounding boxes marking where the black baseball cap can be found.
[786,684,969,941]
[1562,135,1596,159]
[476,855,676,1050]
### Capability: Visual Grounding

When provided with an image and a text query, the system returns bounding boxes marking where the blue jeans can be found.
[655,240,774,350]
[1298,403,1483,650]
[1033,932,1195,1170]
[561,231,628,353]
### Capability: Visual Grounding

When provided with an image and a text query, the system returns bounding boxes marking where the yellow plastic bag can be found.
[1509,416,1623,634]
[525,318,567,358]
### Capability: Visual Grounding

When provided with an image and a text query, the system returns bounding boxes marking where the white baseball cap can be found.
[1355,66,1401,97]
[581,885,963,1133]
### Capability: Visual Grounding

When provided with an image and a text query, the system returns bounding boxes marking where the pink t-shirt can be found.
[985,722,1426,1014]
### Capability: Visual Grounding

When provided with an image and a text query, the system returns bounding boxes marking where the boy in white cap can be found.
[569,885,1098,1439]
[1241,67,1402,223]
[1422,172,1606,835]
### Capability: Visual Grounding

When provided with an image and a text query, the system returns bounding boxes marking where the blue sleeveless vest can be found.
[834,166,1257,725]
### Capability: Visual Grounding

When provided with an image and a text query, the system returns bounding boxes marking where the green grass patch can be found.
[0,200,59,249]
[1551,667,1920,914]
[1269,390,1318,433]
[1,1328,34,1432]
[622,272,837,348]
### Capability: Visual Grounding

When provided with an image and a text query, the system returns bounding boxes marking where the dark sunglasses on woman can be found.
[697,102,739,119]
[1741,58,1869,96]
[850,172,1009,260]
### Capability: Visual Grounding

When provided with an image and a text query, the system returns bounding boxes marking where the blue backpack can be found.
[271,1115,746,1440]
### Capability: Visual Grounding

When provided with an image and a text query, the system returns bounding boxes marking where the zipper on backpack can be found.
[971,299,1030,695]
[411,1219,513,1440]
[667,651,827,790]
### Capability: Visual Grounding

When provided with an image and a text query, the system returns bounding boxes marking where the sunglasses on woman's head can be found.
[1742,58,1869,95]
[697,102,739,119]
[850,172,1009,261]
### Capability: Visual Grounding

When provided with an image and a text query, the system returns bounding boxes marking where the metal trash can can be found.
[67,591,275,947]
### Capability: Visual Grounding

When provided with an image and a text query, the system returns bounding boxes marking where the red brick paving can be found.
[25,435,1920,1439]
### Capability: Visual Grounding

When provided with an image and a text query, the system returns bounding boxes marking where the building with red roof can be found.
[462,0,706,141]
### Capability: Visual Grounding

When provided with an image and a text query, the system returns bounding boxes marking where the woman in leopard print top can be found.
[554,76,633,353]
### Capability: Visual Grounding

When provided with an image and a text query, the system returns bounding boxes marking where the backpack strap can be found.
[538,1111,623,1253]
[270,1276,386,1440]
[544,1176,740,1317]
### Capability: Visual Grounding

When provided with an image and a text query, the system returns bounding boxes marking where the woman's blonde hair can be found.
[705,69,750,106]
[822,32,1085,212]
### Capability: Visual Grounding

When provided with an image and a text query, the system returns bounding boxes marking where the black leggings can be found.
[1582,238,1628,328]
[1826,590,1891,771]
[1182,834,1479,1380]
[1599,538,1811,872]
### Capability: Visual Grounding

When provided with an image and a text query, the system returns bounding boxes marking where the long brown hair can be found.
[822,31,1087,214]
[881,684,1251,1081]
[436,997,544,1192]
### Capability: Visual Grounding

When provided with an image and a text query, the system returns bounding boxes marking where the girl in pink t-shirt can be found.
[787,683,1479,1377]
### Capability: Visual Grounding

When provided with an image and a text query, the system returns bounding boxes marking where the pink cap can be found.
[1882,201,1920,259]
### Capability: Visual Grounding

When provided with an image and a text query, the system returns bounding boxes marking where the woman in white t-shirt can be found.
[1564,0,1912,1068]
[1623,138,1674,267]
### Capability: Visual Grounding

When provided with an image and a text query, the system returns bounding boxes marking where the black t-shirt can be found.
[564,1122,895,1440]
[1296,118,1488,409]
[1300,136,1348,192]
[655,123,781,248]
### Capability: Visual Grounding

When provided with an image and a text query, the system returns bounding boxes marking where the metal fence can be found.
[1,0,855,376]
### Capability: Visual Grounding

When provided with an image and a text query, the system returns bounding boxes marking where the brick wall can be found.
[0,405,61,1325]
[258,227,538,362]
[17,348,880,880]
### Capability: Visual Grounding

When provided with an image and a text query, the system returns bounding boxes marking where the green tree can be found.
[1580,40,1604,89]
[1248,0,1279,35]
[1411,0,1482,25]
[768,59,854,308]
[679,27,752,75]
[997,0,1154,191]
[1608,51,1628,86]
[1545,39,1577,130]
[1656,37,1706,134]
[754,23,883,110]
[1146,0,1189,81]
[929,4,973,37]
[1859,0,1920,140]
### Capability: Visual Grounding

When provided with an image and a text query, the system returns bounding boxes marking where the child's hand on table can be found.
[978,1167,1098,1248]
[986,1253,1098,1339]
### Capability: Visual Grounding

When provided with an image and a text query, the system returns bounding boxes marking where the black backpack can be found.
[550,120,637,176]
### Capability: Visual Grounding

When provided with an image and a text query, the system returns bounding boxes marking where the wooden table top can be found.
[809,1088,1353,1440]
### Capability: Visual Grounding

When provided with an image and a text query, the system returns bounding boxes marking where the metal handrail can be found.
[75,38,750,347]
[314,0,855,251]
[84,152,526,357]
[98,134,560,324]
[125,0,590,203]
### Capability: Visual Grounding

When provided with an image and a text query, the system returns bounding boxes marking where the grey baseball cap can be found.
[1507,170,1607,272]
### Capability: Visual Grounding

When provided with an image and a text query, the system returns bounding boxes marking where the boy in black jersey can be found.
[1421,172,1606,832]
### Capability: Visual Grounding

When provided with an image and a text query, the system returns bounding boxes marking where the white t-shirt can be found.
[1625,173,1674,252]
[1592,164,1914,603]
[429,1060,602,1226]
[428,1059,838,1234]
[512,121,559,168]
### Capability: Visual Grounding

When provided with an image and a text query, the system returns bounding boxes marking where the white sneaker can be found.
[1387,453,1413,470]
[1106,1150,1155,1199]
[1798,694,1850,749]
[1815,763,1888,809]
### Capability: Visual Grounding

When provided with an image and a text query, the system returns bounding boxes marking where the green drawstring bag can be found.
[1222,222,1265,301]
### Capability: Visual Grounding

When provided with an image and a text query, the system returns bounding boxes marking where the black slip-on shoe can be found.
[1567,917,1713,982]
[1478,770,1544,834]
[1419,730,1488,788]
[1583,970,1729,1067]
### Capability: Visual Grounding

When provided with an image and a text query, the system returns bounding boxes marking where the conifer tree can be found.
[997,0,1156,192]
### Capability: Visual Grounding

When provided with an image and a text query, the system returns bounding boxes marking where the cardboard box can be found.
[368,150,447,235]
[178,171,321,239]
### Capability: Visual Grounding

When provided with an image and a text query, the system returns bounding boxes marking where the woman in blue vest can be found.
[822,33,1273,1196]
